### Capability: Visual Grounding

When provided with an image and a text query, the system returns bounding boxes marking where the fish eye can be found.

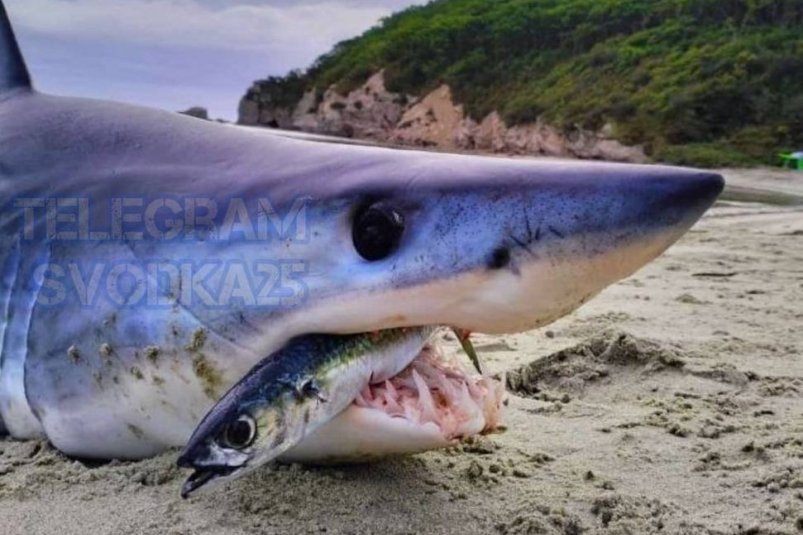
[220,414,256,450]
[352,202,405,261]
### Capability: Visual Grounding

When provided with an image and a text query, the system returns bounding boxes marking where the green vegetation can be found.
[256,0,803,167]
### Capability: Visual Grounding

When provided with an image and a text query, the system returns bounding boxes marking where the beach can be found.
[1,167,801,535]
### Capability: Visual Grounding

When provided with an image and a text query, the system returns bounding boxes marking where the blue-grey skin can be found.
[0,3,723,459]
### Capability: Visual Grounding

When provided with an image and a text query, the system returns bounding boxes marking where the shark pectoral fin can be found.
[0,1,31,93]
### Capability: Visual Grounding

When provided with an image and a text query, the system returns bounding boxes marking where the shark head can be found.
[264,149,722,336]
[0,2,722,458]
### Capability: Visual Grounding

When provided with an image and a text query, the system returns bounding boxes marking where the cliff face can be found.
[238,71,646,163]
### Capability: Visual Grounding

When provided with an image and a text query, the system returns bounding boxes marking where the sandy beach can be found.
[1,167,801,535]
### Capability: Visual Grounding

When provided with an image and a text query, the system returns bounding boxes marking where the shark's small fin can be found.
[0,1,31,93]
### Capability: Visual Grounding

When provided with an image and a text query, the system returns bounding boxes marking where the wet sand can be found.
[1,167,801,534]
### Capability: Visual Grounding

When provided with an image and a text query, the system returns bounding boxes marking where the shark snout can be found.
[291,157,726,337]
[651,169,725,221]
[437,163,725,333]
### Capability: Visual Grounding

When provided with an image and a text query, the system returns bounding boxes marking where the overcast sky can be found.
[5,0,424,120]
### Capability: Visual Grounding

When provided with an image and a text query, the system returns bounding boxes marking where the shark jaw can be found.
[179,339,506,498]
[280,341,506,465]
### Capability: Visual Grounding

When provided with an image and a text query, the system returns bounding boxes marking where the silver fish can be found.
[178,328,435,497]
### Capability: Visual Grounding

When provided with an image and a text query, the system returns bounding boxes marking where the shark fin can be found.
[0,1,31,93]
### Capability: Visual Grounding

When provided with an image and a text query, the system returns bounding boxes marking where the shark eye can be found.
[352,202,405,261]
[221,414,256,450]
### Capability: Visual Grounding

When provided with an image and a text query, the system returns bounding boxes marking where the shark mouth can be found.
[280,340,507,463]
[356,344,505,436]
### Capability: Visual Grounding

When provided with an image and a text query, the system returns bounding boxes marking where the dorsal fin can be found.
[0,1,31,92]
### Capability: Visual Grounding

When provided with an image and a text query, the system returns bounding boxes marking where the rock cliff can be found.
[239,71,646,163]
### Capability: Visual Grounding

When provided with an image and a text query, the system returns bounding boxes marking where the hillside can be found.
[239,0,803,167]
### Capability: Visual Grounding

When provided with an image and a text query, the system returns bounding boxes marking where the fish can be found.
[178,328,505,496]
[0,2,724,461]
[177,327,451,497]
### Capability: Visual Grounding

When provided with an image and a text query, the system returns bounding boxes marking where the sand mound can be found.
[506,330,686,397]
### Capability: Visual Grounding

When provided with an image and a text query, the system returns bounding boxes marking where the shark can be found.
[0,2,723,461]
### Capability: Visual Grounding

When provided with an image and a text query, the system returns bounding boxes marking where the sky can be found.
[5,0,424,120]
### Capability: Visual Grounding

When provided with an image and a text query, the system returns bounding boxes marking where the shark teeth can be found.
[353,344,506,440]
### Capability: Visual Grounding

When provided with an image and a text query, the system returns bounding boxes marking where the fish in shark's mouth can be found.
[178,328,505,497]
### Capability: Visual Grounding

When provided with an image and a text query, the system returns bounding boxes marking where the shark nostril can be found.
[488,247,511,270]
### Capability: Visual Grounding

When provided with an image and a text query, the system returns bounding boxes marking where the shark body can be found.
[0,3,723,459]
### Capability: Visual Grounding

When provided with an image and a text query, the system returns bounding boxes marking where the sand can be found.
[1,167,801,535]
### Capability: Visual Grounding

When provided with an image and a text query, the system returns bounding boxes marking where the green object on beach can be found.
[454,329,484,375]
[779,153,803,171]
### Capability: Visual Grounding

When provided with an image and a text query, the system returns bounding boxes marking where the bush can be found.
[244,0,803,166]
[654,143,759,168]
